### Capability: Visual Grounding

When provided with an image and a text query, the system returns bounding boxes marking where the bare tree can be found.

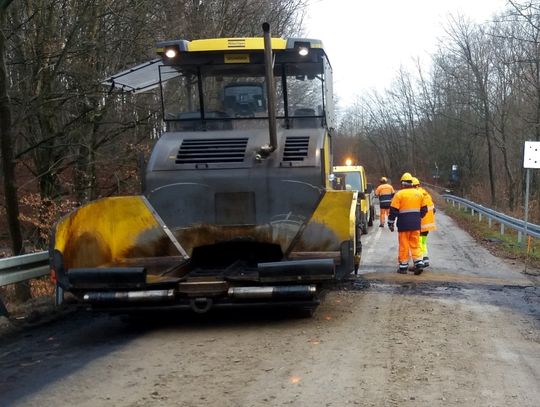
[445,16,497,205]
[1,0,30,301]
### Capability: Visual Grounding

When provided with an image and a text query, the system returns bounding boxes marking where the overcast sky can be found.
[305,0,509,109]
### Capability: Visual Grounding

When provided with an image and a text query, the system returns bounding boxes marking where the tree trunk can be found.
[483,109,496,206]
[0,4,31,301]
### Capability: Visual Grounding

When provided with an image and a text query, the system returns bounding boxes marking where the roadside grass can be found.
[444,203,540,272]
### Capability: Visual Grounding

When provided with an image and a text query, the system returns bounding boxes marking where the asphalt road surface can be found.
[1,210,539,406]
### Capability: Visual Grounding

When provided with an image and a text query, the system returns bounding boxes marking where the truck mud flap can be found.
[335,240,354,280]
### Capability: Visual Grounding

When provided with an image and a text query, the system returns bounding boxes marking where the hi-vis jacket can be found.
[388,187,427,231]
[418,187,436,232]
[375,183,395,209]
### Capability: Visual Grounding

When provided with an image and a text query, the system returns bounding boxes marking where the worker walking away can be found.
[412,177,436,267]
[375,177,395,227]
[387,173,427,274]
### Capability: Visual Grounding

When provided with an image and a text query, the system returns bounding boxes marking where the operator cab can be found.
[103,38,334,134]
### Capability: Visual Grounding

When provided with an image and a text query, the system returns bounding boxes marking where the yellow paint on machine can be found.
[188,38,287,52]
[53,196,174,269]
[323,134,332,190]
[293,190,356,251]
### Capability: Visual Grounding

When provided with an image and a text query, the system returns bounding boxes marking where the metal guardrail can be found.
[443,194,540,240]
[0,251,50,316]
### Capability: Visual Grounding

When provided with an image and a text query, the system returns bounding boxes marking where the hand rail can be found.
[443,194,540,239]
[0,251,51,317]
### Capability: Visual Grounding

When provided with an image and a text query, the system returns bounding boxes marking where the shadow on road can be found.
[0,304,317,406]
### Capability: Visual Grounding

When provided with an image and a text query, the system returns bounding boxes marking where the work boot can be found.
[423,256,430,267]
[379,223,384,228]
[412,260,425,275]
[397,263,408,274]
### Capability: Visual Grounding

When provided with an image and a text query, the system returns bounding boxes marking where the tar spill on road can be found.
[337,274,540,324]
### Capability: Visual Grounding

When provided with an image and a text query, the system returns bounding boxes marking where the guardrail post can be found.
[471,208,475,216]
[518,231,522,243]
[55,284,64,306]
[500,223,505,235]
[0,298,8,317]
[452,200,455,207]
[458,202,461,210]
[488,218,492,228]
[479,212,482,222]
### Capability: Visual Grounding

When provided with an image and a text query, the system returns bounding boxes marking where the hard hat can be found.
[380,176,387,183]
[400,172,413,182]
[411,177,420,186]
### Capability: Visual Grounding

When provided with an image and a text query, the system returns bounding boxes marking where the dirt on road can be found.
[0,211,539,407]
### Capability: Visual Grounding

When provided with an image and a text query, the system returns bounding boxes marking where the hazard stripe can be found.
[421,222,436,228]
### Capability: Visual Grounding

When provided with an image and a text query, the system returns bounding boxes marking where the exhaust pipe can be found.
[228,285,317,299]
[259,22,277,158]
[83,289,174,303]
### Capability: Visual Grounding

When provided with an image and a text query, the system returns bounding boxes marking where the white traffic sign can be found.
[524,141,540,168]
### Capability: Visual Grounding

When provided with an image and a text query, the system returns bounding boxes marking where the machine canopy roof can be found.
[102,59,180,94]
[102,37,326,94]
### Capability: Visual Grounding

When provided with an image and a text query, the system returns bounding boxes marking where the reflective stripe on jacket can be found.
[375,183,395,208]
[419,187,436,232]
[388,187,426,231]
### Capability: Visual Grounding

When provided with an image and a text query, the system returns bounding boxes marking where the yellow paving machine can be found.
[50,24,358,315]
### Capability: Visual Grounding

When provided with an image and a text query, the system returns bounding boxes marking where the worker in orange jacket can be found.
[375,176,395,227]
[412,177,436,267]
[387,173,427,274]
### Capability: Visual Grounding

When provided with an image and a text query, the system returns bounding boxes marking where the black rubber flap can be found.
[257,259,334,281]
[68,267,146,289]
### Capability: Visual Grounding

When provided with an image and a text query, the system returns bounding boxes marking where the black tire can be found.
[368,206,375,226]
[361,217,368,234]
[295,306,316,318]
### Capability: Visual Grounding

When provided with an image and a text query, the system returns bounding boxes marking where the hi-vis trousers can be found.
[398,230,423,264]
[380,207,390,224]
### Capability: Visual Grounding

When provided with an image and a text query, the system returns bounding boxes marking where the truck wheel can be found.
[361,218,368,234]
[368,206,374,226]
[294,306,316,318]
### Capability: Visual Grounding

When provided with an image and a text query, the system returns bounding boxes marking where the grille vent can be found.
[176,138,248,164]
[283,136,310,161]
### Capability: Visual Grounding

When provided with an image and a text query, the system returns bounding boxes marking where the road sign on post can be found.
[450,164,459,182]
[524,141,540,168]
[522,141,540,246]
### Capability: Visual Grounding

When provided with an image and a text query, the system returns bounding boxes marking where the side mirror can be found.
[366,183,374,194]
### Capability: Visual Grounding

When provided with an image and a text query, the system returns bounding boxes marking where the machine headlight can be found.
[165,48,177,58]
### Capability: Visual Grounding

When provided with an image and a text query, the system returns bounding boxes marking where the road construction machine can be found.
[49,24,358,315]
[332,164,375,235]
